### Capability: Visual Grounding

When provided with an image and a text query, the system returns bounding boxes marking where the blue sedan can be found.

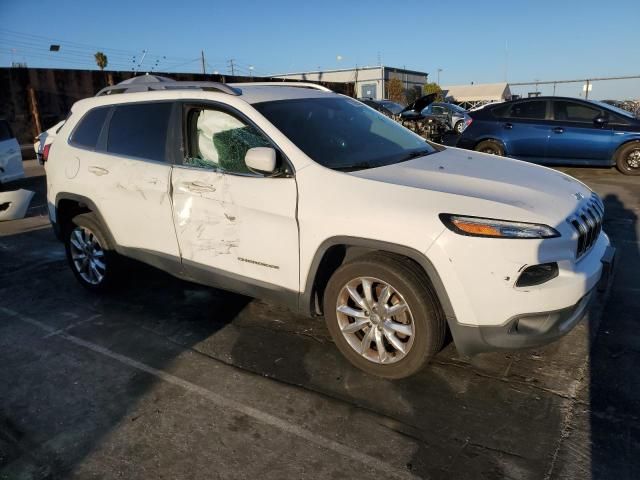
[457,96,640,175]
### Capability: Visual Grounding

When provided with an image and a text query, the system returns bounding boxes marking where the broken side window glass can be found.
[186,109,271,174]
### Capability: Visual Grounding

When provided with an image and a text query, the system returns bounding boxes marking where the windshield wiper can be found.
[399,149,434,161]
[333,163,375,172]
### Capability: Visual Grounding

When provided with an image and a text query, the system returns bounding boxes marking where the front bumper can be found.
[449,244,615,356]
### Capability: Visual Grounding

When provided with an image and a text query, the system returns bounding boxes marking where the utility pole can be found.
[201,50,206,74]
[585,79,590,99]
[228,59,235,76]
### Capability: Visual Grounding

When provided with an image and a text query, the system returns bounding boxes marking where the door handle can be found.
[6,148,17,154]
[503,123,513,130]
[552,127,564,134]
[88,166,109,176]
[185,181,216,193]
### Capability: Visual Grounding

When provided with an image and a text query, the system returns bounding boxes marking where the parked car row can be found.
[359,93,640,175]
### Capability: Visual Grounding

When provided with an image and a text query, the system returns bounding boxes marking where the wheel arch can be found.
[54,193,116,246]
[300,236,456,324]
[474,137,508,155]
[613,137,640,161]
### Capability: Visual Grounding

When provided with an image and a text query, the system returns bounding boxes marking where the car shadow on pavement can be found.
[589,194,640,479]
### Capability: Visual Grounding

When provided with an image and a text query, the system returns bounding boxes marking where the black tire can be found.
[615,141,640,175]
[474,139,505,156]
[454,120,464,135]
[64,212,120,292]
[323,254,446,379]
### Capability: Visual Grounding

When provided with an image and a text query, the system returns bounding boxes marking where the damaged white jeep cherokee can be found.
[45,78,615,378]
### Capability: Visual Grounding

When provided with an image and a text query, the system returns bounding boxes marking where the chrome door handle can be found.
[185,181,216,193]
[503,123,513,129]
[553,127,564,134]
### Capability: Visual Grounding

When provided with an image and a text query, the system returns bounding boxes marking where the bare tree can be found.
[94,51,108,71]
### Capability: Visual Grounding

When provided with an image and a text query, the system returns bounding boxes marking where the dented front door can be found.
[171,167,299,292]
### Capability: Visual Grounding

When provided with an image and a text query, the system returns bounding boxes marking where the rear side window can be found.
[70,107,109,149]
[508,101,547,120]
[107,103,173,161]
[553,101,601,122]
[491,104,511,118]
[0,120,14,141]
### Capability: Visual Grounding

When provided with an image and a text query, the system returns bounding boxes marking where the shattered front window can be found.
[185,109,271,174]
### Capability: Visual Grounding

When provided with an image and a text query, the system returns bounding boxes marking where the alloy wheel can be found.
[69,226,106,285]
[335,276,415,364]
[626,148,640,170]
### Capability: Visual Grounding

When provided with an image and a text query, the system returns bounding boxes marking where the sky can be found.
[1,0,639,100]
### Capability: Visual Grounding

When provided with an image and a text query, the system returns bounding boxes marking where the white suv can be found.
[45,78,614,378]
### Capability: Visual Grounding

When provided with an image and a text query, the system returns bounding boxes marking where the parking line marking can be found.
[0,307,420,480]
[42,313,102,338]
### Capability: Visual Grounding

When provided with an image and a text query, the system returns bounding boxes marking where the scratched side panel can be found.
[73,149,179,257]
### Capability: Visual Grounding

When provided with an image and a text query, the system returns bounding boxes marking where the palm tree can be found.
[94,51,108,71]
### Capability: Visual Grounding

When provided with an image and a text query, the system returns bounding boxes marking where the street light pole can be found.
[437,68,443,85]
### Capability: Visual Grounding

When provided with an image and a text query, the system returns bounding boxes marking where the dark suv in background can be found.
[457,96,640,175]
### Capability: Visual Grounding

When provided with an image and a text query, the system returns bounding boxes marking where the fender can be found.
[300,236,456,323]
[54,192,117,247]
[474,136,508,155]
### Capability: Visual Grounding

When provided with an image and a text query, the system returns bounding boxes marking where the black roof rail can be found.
[95,77,242,97]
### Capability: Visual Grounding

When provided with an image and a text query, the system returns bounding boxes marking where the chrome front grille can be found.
[568,193,604,259]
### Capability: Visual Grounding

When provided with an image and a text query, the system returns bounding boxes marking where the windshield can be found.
[448,103,467,114]
[379,100,404,114]
[593,100,637,119]
[254,97,438,171]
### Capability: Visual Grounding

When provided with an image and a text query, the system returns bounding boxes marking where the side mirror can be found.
[594,115,608,127]
[245,147,277,175]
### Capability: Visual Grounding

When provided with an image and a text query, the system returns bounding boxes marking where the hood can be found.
[400,93,438,114]
[349,147,592,225]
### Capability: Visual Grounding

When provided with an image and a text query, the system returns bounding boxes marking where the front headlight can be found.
[439,214,560,239]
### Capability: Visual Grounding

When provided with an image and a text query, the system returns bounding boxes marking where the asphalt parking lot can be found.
[1,160,639,479]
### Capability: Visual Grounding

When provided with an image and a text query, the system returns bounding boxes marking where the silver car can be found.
[422,102,471,134]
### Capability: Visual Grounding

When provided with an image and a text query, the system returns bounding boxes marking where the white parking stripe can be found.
[0,307,421,480]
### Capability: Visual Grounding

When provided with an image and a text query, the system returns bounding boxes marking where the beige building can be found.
[442,82,512,108]
[273,66,428,100]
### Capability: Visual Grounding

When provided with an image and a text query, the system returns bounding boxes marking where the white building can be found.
[273,66,429,100]
[442,82,512,109]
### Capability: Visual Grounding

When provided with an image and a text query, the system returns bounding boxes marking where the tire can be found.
[615,141,640,175]
[323,254,446,379]
[454,120,464,135]
[474,139,505,156]
[64,212,120,292]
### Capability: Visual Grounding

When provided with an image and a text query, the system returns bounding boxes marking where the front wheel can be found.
[323,254,446,379]
[65,213,120,291]
[615,141,640,175]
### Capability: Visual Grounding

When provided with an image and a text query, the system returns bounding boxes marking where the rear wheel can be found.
[454,120,465,134]
[65,213,120,291]
[474,139,505,156]
[615,141,640,175]
[323,254,446,379]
